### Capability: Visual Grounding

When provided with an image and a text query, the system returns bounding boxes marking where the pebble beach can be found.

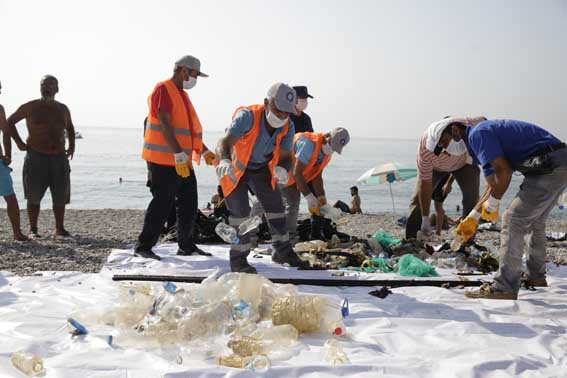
[1,209,566,276]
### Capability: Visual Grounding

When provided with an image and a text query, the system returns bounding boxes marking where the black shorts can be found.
[23,150,71,205]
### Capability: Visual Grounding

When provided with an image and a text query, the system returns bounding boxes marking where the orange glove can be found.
[174,152,191,178]
[306,193,320,216]
[203,151,216,166]
[455,210,480,243]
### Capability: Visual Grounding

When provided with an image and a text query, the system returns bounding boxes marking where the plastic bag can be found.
[397,254,438,277]
[373,229,401,248]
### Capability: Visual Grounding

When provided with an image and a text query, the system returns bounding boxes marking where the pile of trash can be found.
[61,273,350,372]
[291,228,499,275]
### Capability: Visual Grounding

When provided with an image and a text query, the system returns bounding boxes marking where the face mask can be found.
[322,142,334,155]
[183,76,197,90]
[296,99,308,112]
[445,139,467,155]
[266,110,287,129]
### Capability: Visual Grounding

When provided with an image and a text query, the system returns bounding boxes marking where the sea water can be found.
[3,127,565,219]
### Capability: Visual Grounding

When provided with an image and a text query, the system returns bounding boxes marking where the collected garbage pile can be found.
[291,228,499,275]
[53,273,351,373]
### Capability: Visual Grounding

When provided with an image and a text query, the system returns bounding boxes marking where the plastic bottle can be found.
[178,301,233,340]
[228,324,299,356]
[319,204,342,220]
[238,215,262,235]
[274,166,289,185]
[11,351,45,376]
[450,238,463,252]
[215,223,240,244]
[271,295,346,335]
[216,354,270,371]
[323,339,350,365]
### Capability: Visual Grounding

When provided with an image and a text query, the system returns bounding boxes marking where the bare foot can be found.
[14,233,30,241]
[55,229,71,237]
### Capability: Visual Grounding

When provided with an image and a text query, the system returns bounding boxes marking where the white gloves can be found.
[274,166,289,185]
[216,159,236,181]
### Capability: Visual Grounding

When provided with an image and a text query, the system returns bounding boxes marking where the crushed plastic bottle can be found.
[271,295,346,335]
[450,238,463,251]
[319,204,342,220]
[67,318,88,336]
[11,351,45,376]
[215,223,240,244]
[274,166,289,185]
[217,354,270,371]
[228,324,299,356]
[178,301,233,340]
[238,215,262,236]
[323,339,350,365]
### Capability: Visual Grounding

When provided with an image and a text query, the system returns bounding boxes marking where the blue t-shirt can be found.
[466,119,562,176]
[228,109,294,170]
[294,136,325,165]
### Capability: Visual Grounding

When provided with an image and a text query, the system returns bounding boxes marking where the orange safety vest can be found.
[220,104,289,197]
[142,79,203,166]
[285,132,332,188]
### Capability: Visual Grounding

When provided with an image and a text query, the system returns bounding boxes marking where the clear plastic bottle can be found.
[216,354,270,371]
[271,295,346,335]
[229,324,299,356]
[11,351,45,376]
[238,215,262,235]
[319,204,342,220]
[178,301,233,340]
[274,166,289,185]
[215,223,240,244]
[323,339,350,365]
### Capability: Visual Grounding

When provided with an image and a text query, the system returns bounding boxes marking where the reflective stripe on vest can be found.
[142,79,204,166]
[220,104,289,197]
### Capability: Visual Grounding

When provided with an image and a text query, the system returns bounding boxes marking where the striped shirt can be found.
[417,116,485,180]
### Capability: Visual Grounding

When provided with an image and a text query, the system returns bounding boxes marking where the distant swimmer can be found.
[6,75,75,237]
[119,177,123,183]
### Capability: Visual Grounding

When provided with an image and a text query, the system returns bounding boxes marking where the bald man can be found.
[6,75,75,237]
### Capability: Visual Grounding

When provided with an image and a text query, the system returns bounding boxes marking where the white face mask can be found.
[445,139,467,155]
[322,142,334,155]
[183,76,197,90]
[296,99,308,112]
[266,110,287,129]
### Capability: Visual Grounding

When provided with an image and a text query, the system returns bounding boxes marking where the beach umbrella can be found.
[356,163,418,212]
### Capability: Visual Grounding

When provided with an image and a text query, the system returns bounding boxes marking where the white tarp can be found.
[1,243,567,377]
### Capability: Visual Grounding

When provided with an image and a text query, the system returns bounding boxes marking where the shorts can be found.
[23,150,71,205]
[0,162,15,197]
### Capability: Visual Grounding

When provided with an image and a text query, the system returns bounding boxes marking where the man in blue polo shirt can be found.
[445,119,567,300]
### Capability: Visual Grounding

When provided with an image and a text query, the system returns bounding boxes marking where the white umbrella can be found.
[357,163,418,212]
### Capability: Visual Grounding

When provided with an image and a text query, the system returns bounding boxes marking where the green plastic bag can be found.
[397,254,438,277]
[373,229,401,248]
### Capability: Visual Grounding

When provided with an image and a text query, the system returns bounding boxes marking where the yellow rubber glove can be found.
[306,193,320,216]
[203,151,216,166]
[317,196,327,207]
[481,196,500,222]
[455,210,481,243]
[174,152,191,178]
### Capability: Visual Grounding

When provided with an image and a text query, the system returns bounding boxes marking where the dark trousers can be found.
[136,163,198,252]
[406,164,480,239]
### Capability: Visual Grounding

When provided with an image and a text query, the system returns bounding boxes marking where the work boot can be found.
[272,243,310,268]
[464,283,517,300]
[134,249,162,261]
[310,215,326,241]
[230,253,257,274]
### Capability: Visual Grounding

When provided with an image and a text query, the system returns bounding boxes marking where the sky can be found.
[0,0,566,139]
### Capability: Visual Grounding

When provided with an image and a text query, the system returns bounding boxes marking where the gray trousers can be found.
[494,158,567,293]
[224,166,290,261]
[281,185,302,240]
[406,164,480,239]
